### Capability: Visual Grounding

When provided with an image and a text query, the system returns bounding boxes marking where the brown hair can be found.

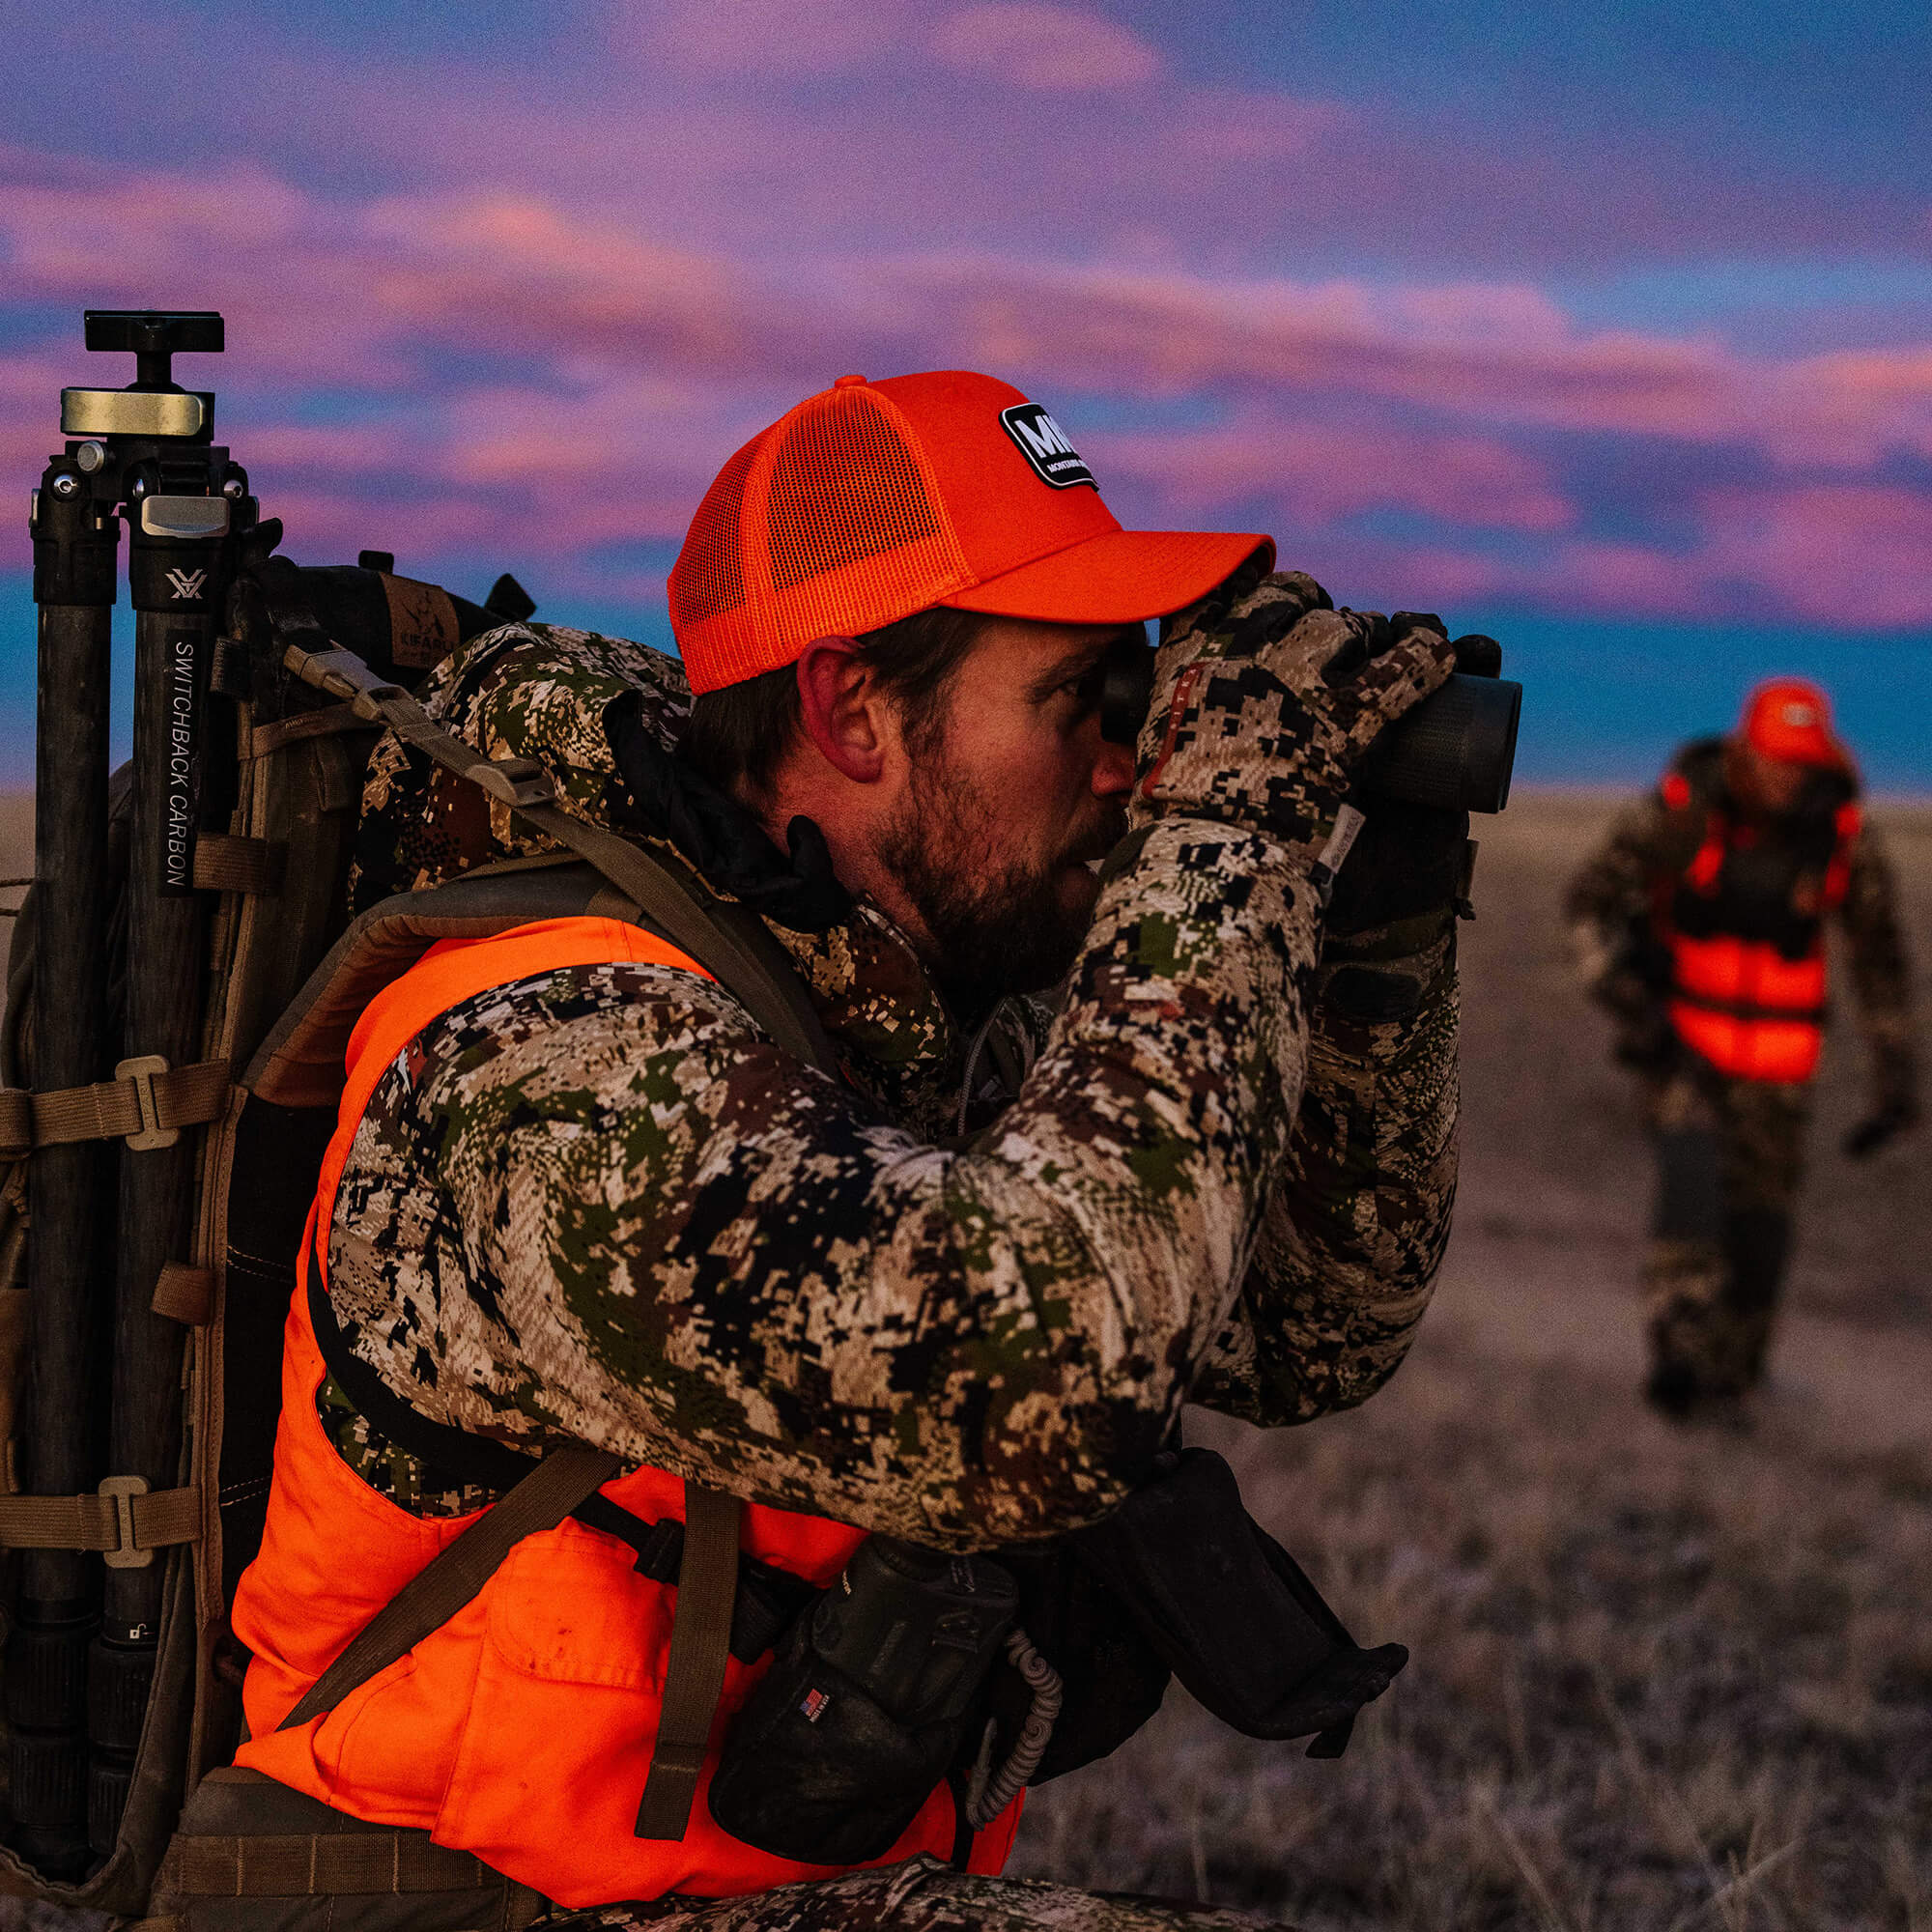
[679,605,988,801]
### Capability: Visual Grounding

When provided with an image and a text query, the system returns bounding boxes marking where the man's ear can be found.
[796,637,890,783]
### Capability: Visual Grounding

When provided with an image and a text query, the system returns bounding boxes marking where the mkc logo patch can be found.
[999,403,1096,490]
[165,568,209,601]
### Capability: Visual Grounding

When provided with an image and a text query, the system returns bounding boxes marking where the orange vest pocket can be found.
[485,1526,676,1690]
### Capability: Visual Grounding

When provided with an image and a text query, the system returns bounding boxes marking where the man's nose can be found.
[1092,735,1135,797]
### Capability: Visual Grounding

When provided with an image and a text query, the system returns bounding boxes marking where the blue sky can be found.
[3,0,1928,787]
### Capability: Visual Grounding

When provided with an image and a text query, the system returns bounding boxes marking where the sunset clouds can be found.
[1,0,1928,633]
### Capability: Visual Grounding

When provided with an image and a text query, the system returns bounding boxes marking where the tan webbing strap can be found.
[0,1059,231,1157]
[636,1482,743,1841]
[249,700,373,756]
[0,1482,200,1557]
[170,1829,497,1896]
[277,1445,621,1735]
[278,634,839,1075]
[523,807,838,1075]
[190,832,288,896]
[153,1261,216,1325]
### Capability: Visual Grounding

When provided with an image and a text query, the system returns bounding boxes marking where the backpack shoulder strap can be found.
[243,849,837,1110]
[252,582,837,1080]
[552,820,837,1078]
[242,860,612,1107]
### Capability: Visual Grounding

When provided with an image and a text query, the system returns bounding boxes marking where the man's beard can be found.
[877,755,1126,1021]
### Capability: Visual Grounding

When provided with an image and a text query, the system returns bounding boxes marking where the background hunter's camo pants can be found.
[540,1858,1293,1930]
[1643,1064,1809,1401]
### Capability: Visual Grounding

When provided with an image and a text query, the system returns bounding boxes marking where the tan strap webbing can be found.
[277,1445,621,1735]
[0,1059,231,1156]
[249,700,372,756]
[152,1261,216,1325]
[635,1481,743,1840]
[0,1483,199,1555]
[170,1828,497,1896]
[152,1769,554,1927]
[190,832,287,896]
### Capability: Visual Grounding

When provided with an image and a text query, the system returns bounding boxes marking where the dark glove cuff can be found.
[1313,927,1455,1024]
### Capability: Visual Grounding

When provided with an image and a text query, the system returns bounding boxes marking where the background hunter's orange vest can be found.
[1657,776,1860,1084]
[228,916,1022,1908]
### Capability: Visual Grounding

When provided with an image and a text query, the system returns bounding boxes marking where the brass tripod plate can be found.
[61,387,208,439]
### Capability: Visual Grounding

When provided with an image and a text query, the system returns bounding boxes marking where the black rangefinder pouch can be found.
[1061,1448,1407,1760]
[707,1537,1018,1864]
[991,1448,1407,1782]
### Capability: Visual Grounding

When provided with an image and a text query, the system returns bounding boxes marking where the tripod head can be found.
[61,310,224,444]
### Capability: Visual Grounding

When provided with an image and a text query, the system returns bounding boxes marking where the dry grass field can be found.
[3,793,1928,1930]
[1012,795,1932,1930]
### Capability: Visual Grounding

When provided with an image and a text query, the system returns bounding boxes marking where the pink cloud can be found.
[1698,485,1932,628]
[625,0,1161,94]
[892,257,1757,442]
[932,5,1162,90]
[1089,419,1574,535]
[1767,346,1932,469]
[630,0,926,76]
[2,147,1930,632]
[1532,541,1705,618]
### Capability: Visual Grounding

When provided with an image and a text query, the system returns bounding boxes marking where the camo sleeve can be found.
[329,818,1334,1551]
[1562,789,1672,1007]
[1837,818,1918,1106]
[1188,932,1458,1424]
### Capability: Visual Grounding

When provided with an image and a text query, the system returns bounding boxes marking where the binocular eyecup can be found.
[1099,646,1520,816]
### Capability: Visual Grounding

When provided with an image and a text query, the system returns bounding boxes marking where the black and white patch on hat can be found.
[1000,402,1096,490]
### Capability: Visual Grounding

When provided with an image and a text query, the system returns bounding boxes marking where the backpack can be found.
[0,549,829,1924]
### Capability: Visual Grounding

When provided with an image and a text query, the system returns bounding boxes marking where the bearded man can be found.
[222,371,1473,1930]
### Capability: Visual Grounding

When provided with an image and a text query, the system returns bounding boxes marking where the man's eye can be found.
[1064,665,1106,710]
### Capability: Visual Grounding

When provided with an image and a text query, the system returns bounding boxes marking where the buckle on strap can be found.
[471,756,554,810]
[116,1055,178,1151]
[0,1480,200,1557]
[99,1474,154,1570]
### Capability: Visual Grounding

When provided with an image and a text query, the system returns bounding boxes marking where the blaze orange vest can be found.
[1662,797,1860,1084]
[228,916,1021,1908]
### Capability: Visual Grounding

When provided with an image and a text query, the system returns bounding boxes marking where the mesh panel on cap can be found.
[671,435,758,627]
[767,389,938,592]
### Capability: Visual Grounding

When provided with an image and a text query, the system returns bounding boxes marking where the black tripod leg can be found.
[9,476,118,1879]
[87,509,224,1855]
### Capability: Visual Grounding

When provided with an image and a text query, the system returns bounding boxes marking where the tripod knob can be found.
[82,311,224,392]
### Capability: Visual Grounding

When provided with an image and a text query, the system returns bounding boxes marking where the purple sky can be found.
[3,0,1930,649]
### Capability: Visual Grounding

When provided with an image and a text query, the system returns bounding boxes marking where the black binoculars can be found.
[1099,639,1521,815]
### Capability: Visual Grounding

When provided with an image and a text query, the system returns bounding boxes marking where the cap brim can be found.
[1757,734,1848,770]
[937,527,1273,626]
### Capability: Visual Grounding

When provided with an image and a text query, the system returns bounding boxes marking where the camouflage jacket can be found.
[1563,737,1918,1102]
[323,621,1459,1547]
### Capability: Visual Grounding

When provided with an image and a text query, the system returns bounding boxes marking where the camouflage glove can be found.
[1844,1052,1921,1158]
[1843,1099,1919,1159]
[1322,625,1501,944]
[1130,568,1456,857]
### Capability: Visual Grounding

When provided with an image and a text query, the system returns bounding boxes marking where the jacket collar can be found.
[602,669,971,1128]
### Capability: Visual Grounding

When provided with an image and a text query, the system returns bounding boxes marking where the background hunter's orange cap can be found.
[668,369,1273,693]
[1739,677,1845,769]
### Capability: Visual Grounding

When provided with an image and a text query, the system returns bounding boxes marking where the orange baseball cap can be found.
[1739,677,1845,769]
[668,369,1273,693]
